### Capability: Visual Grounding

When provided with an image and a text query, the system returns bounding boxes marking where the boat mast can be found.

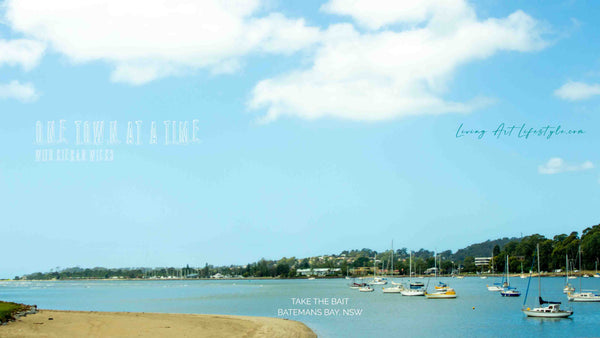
[409,251,412,283]
[537,244,541,302]
[579,245,582,292]
[374,254,377,279]
[434,251,437,279]
[565,254,568,284]
[506,255,510,287]
[391,240,394,278]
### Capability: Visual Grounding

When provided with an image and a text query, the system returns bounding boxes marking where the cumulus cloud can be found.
[0,38,45,70]
[554,81,600,101]
[4,0,320,85]
[250,0,548,122]
[538,158,594,175]
[321,0,474,30]
[0,80,38,102]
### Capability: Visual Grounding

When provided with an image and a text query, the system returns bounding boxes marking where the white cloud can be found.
[554,81,600,101]
[0,80,38,102]
[250,1,548,122]
[0,38,45,70]
[321,0,474,30]
[4,0,320,85]
[538,158,594,175]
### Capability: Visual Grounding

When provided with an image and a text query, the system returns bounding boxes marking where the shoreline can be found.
[4,271,598,282]
[0,309,316,337]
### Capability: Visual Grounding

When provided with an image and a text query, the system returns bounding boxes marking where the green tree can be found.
[581,224,600,270]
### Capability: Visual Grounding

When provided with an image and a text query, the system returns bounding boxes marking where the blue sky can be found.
[1,0,599,278]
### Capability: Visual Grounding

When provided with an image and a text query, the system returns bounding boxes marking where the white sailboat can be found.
[486,255,503,291]
[522,244,573,318]
[456,265,464,279]
[401,251,424,296]
[567,246,600,302]
[383,241,404,293]
[382,285,404,293]
[487,283,503,291]
[563,254,574,294]
[369,254,387,285]
[500,255,520,297]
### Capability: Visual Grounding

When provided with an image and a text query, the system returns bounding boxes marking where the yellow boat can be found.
[434,282,450,290]
[425,288,457,299]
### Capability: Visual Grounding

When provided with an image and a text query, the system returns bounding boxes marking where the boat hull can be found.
[425,289,457,299]
[487,286,503,291]
[401,290,424,296]
[567,292,600,302]
[500,291,521,297]
[522,309,573,318]
[382,287,403,293]
[425,293,457,299]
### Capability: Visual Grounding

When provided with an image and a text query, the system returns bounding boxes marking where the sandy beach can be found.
[0,310,316,337]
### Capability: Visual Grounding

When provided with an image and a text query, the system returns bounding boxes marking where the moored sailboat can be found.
[520,262,527,279]
[401,251,424,296]
[425,252,457,299]
[487,283,503,292]
[425,288,457,299]
[567,246,600,302]
[382,283,405,293]
[500,255,520,297]
[563,254,574,293]
[522,244,573,318]
[434,281,450,291]
[486,256,504,291]
[383,241,403,293]
[369,254,387,285]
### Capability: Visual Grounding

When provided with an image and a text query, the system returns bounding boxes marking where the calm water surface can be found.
[2,277,599,337]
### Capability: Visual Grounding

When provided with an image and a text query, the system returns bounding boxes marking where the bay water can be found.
[2,277,599,337]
